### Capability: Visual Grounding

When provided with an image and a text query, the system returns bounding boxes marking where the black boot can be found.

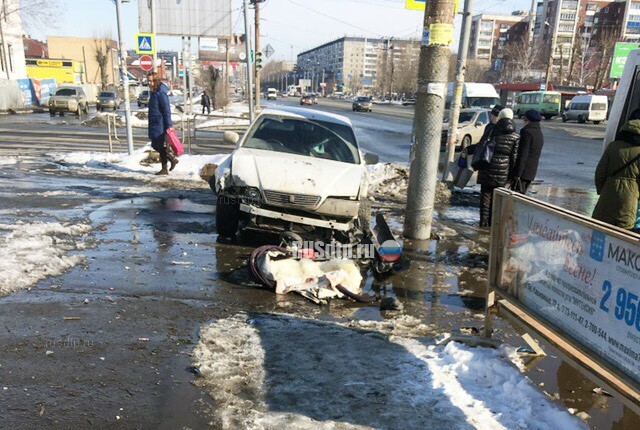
[155,162,169,175]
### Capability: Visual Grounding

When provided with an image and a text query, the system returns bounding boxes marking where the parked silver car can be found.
[48,86,89,116]
[97,91,122,112]
[441,108,491,150]
[137,89,150,107]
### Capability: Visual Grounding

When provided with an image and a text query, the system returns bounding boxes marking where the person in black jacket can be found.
[480,104,504,143]
[511,109,544,194]
[477,107,520,227]
[201,91,211,114]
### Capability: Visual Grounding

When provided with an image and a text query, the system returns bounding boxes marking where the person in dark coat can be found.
[592,108,640,230]
[477,107,520,227]
[201,91,211,114]
[511,109,544,194]
[147,72,177,175]
[480,104,504,143]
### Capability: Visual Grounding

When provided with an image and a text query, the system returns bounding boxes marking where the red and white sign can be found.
[139,55,154,71]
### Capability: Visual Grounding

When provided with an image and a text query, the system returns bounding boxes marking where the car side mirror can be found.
[475,121,483,127]
[363,152,379,165]
[223,131,240,145]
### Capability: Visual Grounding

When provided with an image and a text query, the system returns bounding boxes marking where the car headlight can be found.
[244,187,262,205]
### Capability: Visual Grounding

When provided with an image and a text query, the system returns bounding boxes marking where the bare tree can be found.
[93,36,111,89]
[592,29,619,89]
[571,33,599,87]
[198,65,228,110]
[500,36,542,83]
[1,0,63,31]
[392,49,418,97]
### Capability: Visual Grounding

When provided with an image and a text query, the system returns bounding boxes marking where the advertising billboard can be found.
[138,0,232,38]
[610,43,640,79]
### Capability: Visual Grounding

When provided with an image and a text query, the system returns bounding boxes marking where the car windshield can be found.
[543,94,559,103]
[356,97,370,102]
[443,111,476,123]
[592,103,607,110]
[466,97,500,108]
[55,88,77,96]
[99,92,115,98]
[243,116,360,164]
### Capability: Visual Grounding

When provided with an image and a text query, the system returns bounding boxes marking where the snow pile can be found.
[49,144,229,182]
[81,112,148,128]
[367,163,452,205]
[192,312,585,430]
[367,163,409,196]
[0,221,91,296]
[196,116,250,130]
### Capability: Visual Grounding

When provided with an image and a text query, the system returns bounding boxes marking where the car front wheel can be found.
[561,115,567,123]
[593,121,601,125]
[216,195,240,238]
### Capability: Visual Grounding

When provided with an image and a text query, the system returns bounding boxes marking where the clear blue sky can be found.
[28,0,532,60]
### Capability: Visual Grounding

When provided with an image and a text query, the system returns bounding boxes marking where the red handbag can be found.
[165,128,184,156]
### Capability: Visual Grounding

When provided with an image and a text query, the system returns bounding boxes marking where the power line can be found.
[287,0,386,38]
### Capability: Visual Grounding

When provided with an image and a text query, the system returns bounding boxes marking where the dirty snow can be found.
[48,144,229,182]
[367,163,408,196]
[192,312,585,430]
[0,156,18,165]
[0,221,91,295]
[440,206,480,224]
[82,112,180,128]
[196,116,250,129]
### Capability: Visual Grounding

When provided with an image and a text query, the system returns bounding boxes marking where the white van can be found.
[267,88,277,100]
[561,95,608,124]
[446,83,500,109]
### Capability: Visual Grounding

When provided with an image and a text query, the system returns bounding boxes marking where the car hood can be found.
[230,148,364,198]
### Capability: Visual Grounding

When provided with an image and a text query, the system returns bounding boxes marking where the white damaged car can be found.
[211,107,378,242]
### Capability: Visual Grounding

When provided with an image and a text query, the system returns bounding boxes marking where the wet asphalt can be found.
[0,104,635,429]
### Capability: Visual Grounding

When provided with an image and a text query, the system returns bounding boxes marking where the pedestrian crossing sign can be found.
[135,33,155,55]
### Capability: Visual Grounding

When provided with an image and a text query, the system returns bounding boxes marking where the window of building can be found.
[605,7,609,13]
[560,13,576,20]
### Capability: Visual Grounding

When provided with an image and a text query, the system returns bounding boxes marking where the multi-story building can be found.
[468,13,530,69]
[0,0,27,80]
[297,36,419,92]
[622,0,640,41]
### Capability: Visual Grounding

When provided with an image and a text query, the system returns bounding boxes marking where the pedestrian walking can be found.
[477,108,520,227]
[592,109,640,230]
[201,91,211,115]
[147,72,178,175]
[511,109,544,194]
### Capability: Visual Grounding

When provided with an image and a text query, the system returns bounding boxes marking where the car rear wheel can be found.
[517,110,523,119]
[593,121,601,125]
[561,114,567,122]
[578,115,586,124]
[49,110,55,116]
[216,195,240,238]
[543,114,553,120]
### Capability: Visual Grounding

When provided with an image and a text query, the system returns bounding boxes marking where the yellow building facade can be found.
[25,58,84,83]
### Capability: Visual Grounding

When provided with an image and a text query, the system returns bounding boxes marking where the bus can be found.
[514,91,562,120]
[445,83,500,109]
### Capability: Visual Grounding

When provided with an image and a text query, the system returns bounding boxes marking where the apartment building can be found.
[468,13,530,69]
[297,36,419,91]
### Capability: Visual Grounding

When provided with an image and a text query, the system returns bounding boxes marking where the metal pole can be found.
[150,0,157,72]
[188,37,194,116]
[254,0,261,110]
[225,38,230,101]
[443,0,473,182]
[0,13,10,80]
[182,37,187,113]
[82,46,89,83]
[404,0,455,240]
[243,0,255,122]
[115,0,134,155]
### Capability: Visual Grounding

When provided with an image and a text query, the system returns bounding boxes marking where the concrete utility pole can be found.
[254,0,261,110]
[0,10,10,80]
[404,0,455,240]
[544,3,560,89]
[182,37,187,111]
[443,0,473,182]
[150,0,157,72]
[243,0,254,122]
[225,38,230,101]
[115,0,134,155]
[188,37,194,115]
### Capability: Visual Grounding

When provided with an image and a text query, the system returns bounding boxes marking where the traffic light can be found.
[255,52,263,71]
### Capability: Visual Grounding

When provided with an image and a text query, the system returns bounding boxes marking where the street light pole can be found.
[150,0,157,72]
[114,0,134,155]
[443,0,473,182]
[243,0,254,122]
